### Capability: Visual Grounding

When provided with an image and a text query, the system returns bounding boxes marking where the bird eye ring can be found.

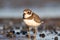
[28,12,30,13]
[28,12,31,15]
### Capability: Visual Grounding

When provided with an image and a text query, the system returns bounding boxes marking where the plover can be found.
[23,9,43,40]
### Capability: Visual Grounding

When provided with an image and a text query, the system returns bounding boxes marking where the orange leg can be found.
[27,27,31,40]
[33,27,37,40]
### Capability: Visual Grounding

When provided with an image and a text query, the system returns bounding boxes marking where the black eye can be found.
[28,12,31,15]
[28,12,30,13]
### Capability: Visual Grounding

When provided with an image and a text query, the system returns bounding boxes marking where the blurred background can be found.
[0,0,60,40]
[0,0,60,18]
[0,0,60,29]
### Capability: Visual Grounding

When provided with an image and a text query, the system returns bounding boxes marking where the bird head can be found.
[23,9,32,18]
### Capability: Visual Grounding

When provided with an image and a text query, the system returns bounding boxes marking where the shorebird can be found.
[23,9,43,40]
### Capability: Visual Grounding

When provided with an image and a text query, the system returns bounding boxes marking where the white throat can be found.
[25,14,31,18]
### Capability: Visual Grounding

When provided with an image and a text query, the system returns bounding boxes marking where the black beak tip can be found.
[23,16,24,19]
[23,14,25,19]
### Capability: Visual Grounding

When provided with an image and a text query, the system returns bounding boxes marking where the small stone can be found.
[26,35,30,38]
[39,33,45,38]
[31,36,35,39]
[54,37,58,40]
[16,32,20,35]
[58,33,60,36]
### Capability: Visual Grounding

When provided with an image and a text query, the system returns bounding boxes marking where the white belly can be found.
[24,19,41,27]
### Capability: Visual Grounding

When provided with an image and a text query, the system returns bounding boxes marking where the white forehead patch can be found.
[24,11,27,13]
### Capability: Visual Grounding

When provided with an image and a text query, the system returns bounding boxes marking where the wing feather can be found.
[33,13,41,23]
